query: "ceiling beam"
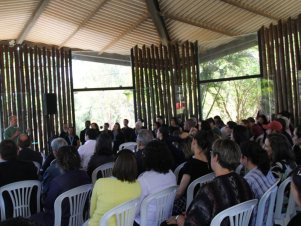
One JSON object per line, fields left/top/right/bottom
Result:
{"left": 164, "top": 14, "right": 240, "bottom": 36}
{"left": 98, "top": 14, "right": 149, "bottom": 54}
{"left": 220, "top": 0, "right": 279, "bottom": 21}
{"left": 16, "top": 0, "right": 51, "bottom": 44}
{"left": 145, "top": 0, "right": 170, "bottom": 45}
{"left": 200, "top": 33, "right": 258, "bottom": 63}
{"left": 59, "top": 0, "right": 109, "bottom": 48}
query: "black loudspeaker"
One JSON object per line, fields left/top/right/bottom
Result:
{"left": 43, "top": 93, "right": 57, "bottom": 115}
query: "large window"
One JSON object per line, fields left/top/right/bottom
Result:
{"left": 72, "top": 60, "right": 134, "bottom": 134}
{"left": 200, "top": 46, "right": 263, "bottom": 121}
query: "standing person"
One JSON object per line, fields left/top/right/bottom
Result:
{"left": 31, "top": 146, "right": 90, "bottom": 226}
{"left": 122, "top": 119, "right": 135, "bottom": 142}
{"left": 4, "top": 115, "right": 23, "bottom": 143}
{"left": 59, "top": 123, "right": 69, "bottom": 138}
{"left": 288, "top": 166, "right": 301, "bottom": 226}
{"left": 78, "top": 129, "right": 98, "bottom": 170}
{"left": 80, "top": 120, "right": 91, "bottom": 145}
{"left": 164, "top": 139, "right": 253, "bottom": 226}
{"left": 112, "top": 122, "right": 125, "bottom": 154}
{"left": 134, "top": 140, "right": 176, "bottom": 226}
{"left": 88, "top": 149, "right": 141, "bottom": 226}
{"left": 64, "top": 126, "right": 80, "bottom": 149}
{"left": 293, "top": 126, "right": 301, "bottom": 165}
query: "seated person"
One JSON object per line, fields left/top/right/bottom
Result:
{"left": 0, "top": 139, "right": 38, "bottom": 187}
{"left": 88, "top": 149, "right": 141, "bottom": 226}
{"left": 163, "top": 139, "right": 253, "bottom": 226}
{"left": 288, "top": 166, "right": 301, "bottom": 226}
{"left": 134, "top": 140, "right": 177, "bottom": 226}
{"left": 30, "top": 146, "right": 90, "bottom": 226}
{"left": 17, "top": 133, "right": 42, "bottom": 165}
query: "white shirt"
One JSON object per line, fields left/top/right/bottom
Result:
{"left": 77, "top": 139, "right": 96, "bottom": 170}
{"left": 135, "top": 170, "right": 177, "bottom": 226}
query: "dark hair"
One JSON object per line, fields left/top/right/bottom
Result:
{"left": 267, "top": 133, "right": 295, "bottom": 166}
{"left": 206, "top": 117, "right": 215, "bottom": 125}
{"left": 56, "top": 145, "right": 81, "bottom": 171}
{"left": 200, "top": 120, "right": 211, "bottom": 131}
{"left": 232, "top": 125, "right": 250, "bottom": 146}
{"left": 0, "top": 217, "right": 42, "bottom": 226}
{"left": 91, "top": 123, "right": 100, "bottom": 131}
{"left": 275, "top": 118, "right": 286, "bottom": 132}
{"left": 94, "top": 133, "right": 113, "bottom": 155}
{"left": 194, "top": 130, "right": 216, "bottom": 159}
{"left": 257, "top": 114, "right": 268, "bottom": 124}
{"left": 292, "top": 166, "right": 301, "bottom": 203}
{"left": 212, "top": 139, "right": 241, "bottom": 171}
{"left": 227, "top": 121, "right": 237, "bottom": 129}
{"left": 85, "top": 128, "right": 98, "bottom": 140}
{"left": 0, "top": 140, "right": 18, "bottom": 160}
{"left": 247, "top": 117, "right": 255, "bottom": 123}
{"left": 143, "top": 140, "right": 174, "bottom": 173}
{"left": 280, "top": 110, "right": 291, "bottom": 119}
{"left": 158, "top": 126, "right": 169, "bottom": 140}
{"left": 295, "top": 126, "right": 301, "bottom": 138}
{"left": 18, "top": 134, "right": 31, "bottom": 148}
{"left": 114, "top": 122, "right": 121, "bottom": 132}
{"left": 170, "top": 117, "right": 179, "bottom": 125}
{"left": 113, "top": 149, "right": 137, "bottom": 182}
{"left": 241, "top": 141, "right": 270, "bottom": 175}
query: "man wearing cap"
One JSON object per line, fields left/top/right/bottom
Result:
{"left": 263, "top": 120, "right": 282, "bottom": 134}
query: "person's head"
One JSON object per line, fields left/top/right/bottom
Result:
{"left": 211, "top": 139, "right": 241, "bottom": 172}
{"left": 85, "top": 120, "right": 91, "bottom": 128}
{"left": 50, "top": 137, "right": 68, "bottom": 157}
{"left": 192, "top": 130, "right": 215, "bottom": 159}
{"left": 113, "top": 122, "right": 121, "bottom": 132}
{"left": 247, "top": 117, "right": 256, "bottom": 126}
{"left": 91, "top": 122, "right": 99, "bottom": 131}
{"left": 214, "top": 115, "right": 224, "bottom": 126}
{"left": 67, "top": 126, "right": 75, "bottom": 135}
{"left": 18, "top": 134, "right": 31, "bottom": 149}
{"left": 206, "top": 118, "right": 215, "bottom": 129}
{"left": 170, "top": 117, "right": 178, "bottom": 127}
{"left": 85, "top": 128, "right": 98, "bottom": 141}
{"left": 94, "top": 133, "right": 113, "bottom": 156}
{"left": 136, "top": 129, "right": 153, "bottom": 150}
{"left": 291, "top": 166, "right": 301, "bottom": 207}
{"left": 143, "top": 140, "right": 174, "bottom": 173}
{"left": 240, "top": 119, "right": 249, "bottom": 127}
{"left": 257, "top": 114, "right": 268, "bottom": 125}
{"left": 263, "top": 120, "right": 282, "bottom": 134}
{"left": 199, "top": 120, "right": 211, "bottom": 131}
{"left": 231, "top": 125, "right": 250, "bottom": 146}
{"left": 156, "top": 116, "right": 164, "bottom": 126}
{"left": 264, "top": 133, "right": 294, "bottom": 164}
{"left": 0, "top": 140, "right": 18, "bottom": 161}
{"left": 293, "top": 126, "right": 301, "bottom": 145}
{"left": 9, "top": 115, "right": 17, "bottom": 127}
{"left": 103, "top": 123, "right": 110, "bottom": 130}
{"left": 240, "top": 141, "right": 270, "bottom": 175}
{"left": 62, "top": 123, "right": 69, "bottom": 132}
{"left": 153, "top": 121, "right": 161, "bottom": 130}
{"left": 156, "top": 126, "right": 169, "bottom": 141}
{"left": 184, "top": 119, "right": 196, "bottom": 131}
{"left": 56, "top": 145, "right": 81, "bottom": 171}
{"left": 123, "top": 119, "right": 129, "bottom": 127}
{"left": 112, "top": 149, "right": 137, "bottom": 182}
{"left": 0, "top": 217, "right": 41, "bottom": 226}
{"left": 135, "top": 121, "right": 143, "bottom": 131}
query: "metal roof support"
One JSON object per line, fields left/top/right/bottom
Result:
{"left": 16, "top": 0, "right": 51, "bottom": 44}
{"left": 145, "top": 0, "right": 170, "bottom": 45}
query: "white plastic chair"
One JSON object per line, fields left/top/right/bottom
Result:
{"left": 91, "top": 162, "right": 114, "bottom": 184}
{"left": 174, "top": 162, "right": 186, "bottom": 183}
{"left": 0, "top": 180, "right": 41, "bottom": 220}
{"left": 274, "top": 177, "right": 297, "bottom": 226}
{"left": 186, "top": 172, "right": 215, "bottom": 210}
{"left": 140, "top": 185, "right": 177, "bottom": 226}
{"left": 254, "top": 181, "right": 278, "bottom": 226}
{"left": 210, "top": 199, "right": 258, "bottom": 226}
{"left": 118, "top": 142, "right": 137, "bottom": 152}
{"left": 54, "top": 184, "right": 92, "bottom": 226}
{"left": 98, "top": 198, "right": 140, "bottom": 226}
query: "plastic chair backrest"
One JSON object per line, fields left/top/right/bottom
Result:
{"left": 140, "top": 185, "right": 177, "bottom": 226}
{"left": 186, "top": 172, "right": 215, "bottom": 210}
{"left": 210, "top": 199, "right": 258, "bottom": 226}
{"left": 54, "top": 184, "right": 92, "bottom": 226}
{"left": 274, "top": 177, "right": 296, "bottom": 226}
{"left": 118, "top": 142, "right": 137, "bottom": 152}
{"left": 174, "top": 162, "right": 186, "bottom": 182}
{"left": 255, "top": 181, "right": 278, "bottom": 226}
{"left": 98, "top": 198, "right": 140, "bottom": 226}
{"left": 0, "top": 180, "right": 41, "bottom": 221}
{"left": 91, "top": 162, "right": 114, "bottom": 184}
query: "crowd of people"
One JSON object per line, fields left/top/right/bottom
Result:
{"left": 1, "top": 111, "right": 301, "bottom": 225}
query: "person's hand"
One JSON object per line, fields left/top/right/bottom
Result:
{"left": 13, "top": 130, "right": 21, "bottom": 137}
{"left": 166, "top": 216, "right": 177, "bottom": 225}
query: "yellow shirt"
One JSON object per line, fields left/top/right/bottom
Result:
{"left": 89, "top": 177, "right": 141, "bottom": 226}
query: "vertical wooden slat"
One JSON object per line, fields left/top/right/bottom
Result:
{"left": 143, "top": 46, "right": 151, "bottom": 129}
{"left": 60, "top": 49, "right": 67, "bottom": 123}
{"left": 292, "top": 19, "right": 300, "bottom": 123}
{"left": 164, "top": 45, "right": 172, "bottom": 123}
{"left": 185, "top": 41, "right": 193, "bottom": 118}
{"left": 65, "top": 50, "right": 71, "bottom": 125}
{"left": 272, "top": 24, "right": 281, "bottom": 112}
{"left": 5, "top": 46, "right": 11, "bottom": 118}
{"left": 155, "top": 46, "right": 164, "bottom": 119}
{"left": 159, "top": 44, "right": 168, "bottom": 120}
{"left": 134, "top": 46, "right": 141, "bottom": 119}
{"left": 147, "top": 47, "right": 156, "bottom": 125}
{"left": 130, "top": 48, "right": 137, "bottom": 121}
{"left": 151, "top": 45, "right": 160, "bottom": 118}
{"left": 52, "top": 47, "right": 58, "bottom": 134}
{"left": 9, "top": 47, "right": 16, "bottom": 115}
{"left": 181, "top": 44, "right": 188, "bottom": 120}
{"left": 24, "top": 45, "right": 33, "bottom": 137}
{"left": 169, "top": 44, "right": 177, "bottom": 118}
{"left": 68, "top": 49, "right": 75, "bottom": 130}
{"left": 190, "top": 42, "right": 198, "bottom": 119}
{"left": 0, "top": 45, "right": 7, "bottom": 130}
{"left": 139, "top": 48, "right": 147, "bottom": 124}
{"left": 18, "top": 45, "right": 27, "bottom": 131}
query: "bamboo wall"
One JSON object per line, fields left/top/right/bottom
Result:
{"left": 259, "top": 14, "right": 301, "bottom": 125}
{"left": 131, "top": 42, "right": 199, "bottom": 129}
{"left": 0, "top": 43, "right": 74, "bottom": 152}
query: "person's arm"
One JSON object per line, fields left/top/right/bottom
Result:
{"left": 176, "top": 174, "right": 191, "bottom": 199}
{"left": 90, "top": 181, "right": 99, "bottom": 216}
